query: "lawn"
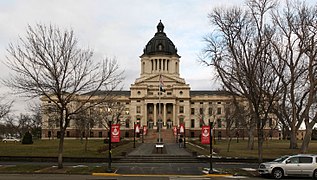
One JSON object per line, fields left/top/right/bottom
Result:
{"left": 188, "top": 139, "right": 317, "bottom": 159}
{"left": 0, "top": 139, "right": 132, "bottom": 157}
{"left": 1, "top": 138, "right": 317, "bottom": 160}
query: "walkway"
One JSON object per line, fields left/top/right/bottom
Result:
{"left": 128, "top": 143, "right": 191, "bottom": 156}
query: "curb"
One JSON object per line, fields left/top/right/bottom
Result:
{"left": 92, "top": 172, "right": 233, "bottom": 177}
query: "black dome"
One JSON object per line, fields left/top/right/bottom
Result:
{"left": 142, "top": 21, "right": 179, "bottom": 56}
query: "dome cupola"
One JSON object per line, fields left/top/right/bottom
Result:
{"left": 142, "top": 20, "right": 179, "bottom": 56}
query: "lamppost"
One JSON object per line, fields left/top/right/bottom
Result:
{"left": 133, "top": 122, "right": 136, "bottom": 148}
{"left": 107, "top": 119, "right": 112, "bottom": 173}
{"left": 209, "top": 119, "right": 213, "bottom": 174}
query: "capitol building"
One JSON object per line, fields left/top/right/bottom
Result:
{"left": 41, "top": 21, "right": 279, "bottom": 140}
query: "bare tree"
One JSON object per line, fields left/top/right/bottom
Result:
{"left": 27, "top": 103, "right": 42, "bottom": 138}
{"left": 0, "top": 98, "right": 12, "bottom": 120}
{"left": 73, "top": 108, "right": 95, "bottom": 152}
{"left": 270, "top": 1, "right": 317, "bottom": 152}
{"left": 3, "top": 24, "right": 123, "bottom": 169}
{"left": 223, "top": 98, "right": 246, "bottom": 152}
{"left": 93, "top": 98, "right": 127, "bottom": 129}
{"left": 202, "top": 0, "right": 283, "bottom": 162}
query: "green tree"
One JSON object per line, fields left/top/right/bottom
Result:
{"left": 22, "top": 131, "right": 33, "bottom": 144}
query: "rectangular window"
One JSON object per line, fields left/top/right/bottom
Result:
{"left": 217, "top": 102, "right": 221, "bottom": 104}
{"left": 136, "top": 106, "right": 141, "bottom": 113}
{"left": 200, "top": 119, "right": 203, "bottom": 127}
{"left": 268, "top": 118, "right": 273, "bottom": 127}
{"left": 98, "top": 122, "right": 102, "bottom": 128}
{"left": 125, "top": 108, "right": 130, "bottom": 115}
{"left": 191, "top": 119, "right": 195, "bottom": 128}
{"left": 179, "top": 106, "right": 184, "bottom": 113}
{"left": 167, "top": 106, "right": 172, "bottom": 114}
{"left": 148, "top": 106, "right": 153, "bottom": 114}
{"left": 180, "top": 100, "right": 184, "bottom": 102}
{"left": 208, "top": 107, "right": 212, "bottom": 115}
{"left": 56, "top": 121, "right": 60, "bottom": 128}
{"left": 98, "top": 132, "right": 102, "bottom": 137}
{"left": 217, "top": 107, "right": 222, "bottom": 115}
{"left": 217, "top": 119, "right": 222, "bottom": 128}
{"left": 179, "top": 117, "right": 184, "bottom": 124}
{"left": 125, "top": 119, "right": 130, "bottom": 128}
{"left": 191, "top": 108, "right": 195, "bottom": 115}
{"left": 199, "top": 108, "right": 203, "bottom": 115}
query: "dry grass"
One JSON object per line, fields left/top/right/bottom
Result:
{"left": 188, "top": 139, "right": 317, "bottom": 159}
{"left": 0, "top": 139, "right": 131, "bottom": 157}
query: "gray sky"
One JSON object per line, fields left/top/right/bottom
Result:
{"left": 4, "top": 0, "right": 313, "bottom": 114}
{"left": 0, "top": 0, "right": 247, "bottom": 114}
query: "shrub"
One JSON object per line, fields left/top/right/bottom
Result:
{"left": 22, "top": 131, "right": 33, "bottom": 144}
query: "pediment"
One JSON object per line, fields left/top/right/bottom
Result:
{"left": 133, "top": 74, "right": 186, "bottom": 86}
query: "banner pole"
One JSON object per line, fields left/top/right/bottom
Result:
{"left": 209, "top": 119, "right": 213, "bottom": 174}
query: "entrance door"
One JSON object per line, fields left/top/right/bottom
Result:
{"left": 167, "top": 119, "right": 172, "bottom": 129}
{"left": 148, "top": 120, "right": 154, "bottom": 129}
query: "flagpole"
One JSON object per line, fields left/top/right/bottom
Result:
{"left": 158, "top": 72, "right": 161, "bottom": 143}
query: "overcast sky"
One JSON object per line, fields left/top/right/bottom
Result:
{"left": 1, "top": 0, "right": 313, "bottom": 114}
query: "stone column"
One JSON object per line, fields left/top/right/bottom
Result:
{"left": 144, "top": 103, "right": 147, "bottom": 126}
{"left": 154, "top": 103, "right": 157, "bottom": 127}
{"left": 173, "top": 103, "right": 176, "bottom": 126}
{"left": 163, "top": 103, "right": 166, "bottom": 126}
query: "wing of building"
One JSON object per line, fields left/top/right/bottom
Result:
{"left": 41, "top": 21, "right": 279, "bottom": 140}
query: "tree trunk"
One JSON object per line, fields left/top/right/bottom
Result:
{"left": 57, "top": 130, "right": 65, "bottom": 169}
{"left": 257, "top": 122, "right": 263, "bottom": 163}
{"left": 227, "top": 136, "right": 232, "bottom": 152}
{"left": 85, "top": 130, "right": 88, "bottom": 153}
{"left": 247, "top": 127, "right": 255, "bottom": 150}
{"left": 301, "top": 125, "right": 312, "bottom": 153}
{"left": 289, "top": 128, "right": 298, "bottom": 149}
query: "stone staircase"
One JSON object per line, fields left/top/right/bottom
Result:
{"left": 115, "top": 143, "right": 201, "bottom": 163}
{"left": 116, "top": 155, "right": 201, "bottom": 163}
{"left": 144, "top": 129, "right": 176, "bottom": 143}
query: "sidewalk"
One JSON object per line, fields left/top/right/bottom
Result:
{"left": 128, "top": 143, "right": 191, "bottom": 156}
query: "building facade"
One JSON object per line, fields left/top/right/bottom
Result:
{"left": 41, "top": 21, "right": 279, "bottom": 140}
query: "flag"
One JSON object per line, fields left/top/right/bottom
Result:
{"left": 111, "top": 124, "right": 120, "bottom": 143}
{"left": 201, "top": 125, "right": 210, "bottom": 144}
{"left": 159, "top": 74, "right": 166, "bottom": 92}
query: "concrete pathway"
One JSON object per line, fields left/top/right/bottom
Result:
{"left": 128, "top": 143, "right": 191, "bottom": 156}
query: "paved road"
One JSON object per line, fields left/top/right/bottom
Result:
{"left": 0, "top": 173, "right": 261, "bottom": 180}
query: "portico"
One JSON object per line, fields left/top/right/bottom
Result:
{"left": 144, "top": 102, "right": 176, "bottom": 129}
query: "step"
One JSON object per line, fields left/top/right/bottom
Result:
{"left": 116, "top": 156, "right": 201, "bottom": 163}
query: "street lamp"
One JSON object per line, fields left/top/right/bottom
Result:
{"left": 133, "top": 122, "right": 136, "bottom": 148}
{"left": 107, "top": 119, "right": 112, "bottom": 173}
{"left": 209, "top": 119, "right": 213, "bottom": 174}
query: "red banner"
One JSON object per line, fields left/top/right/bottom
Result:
{"left": 111, "top": 124, "right": 120, "bottom": 143}
{"left": 143, "top": 126, "right": 147, "bottom": 135}
{"left": 173, "top": 126, "right": 177, "bottom": 135}
{"left": 135, "top": 123, "right": 140, "bottom": 133}
{"left": 179, "top": 124, "right": 185, "bottom": 134}
{"left": 201, "top": 125, "right": 210, "bottom": 144}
